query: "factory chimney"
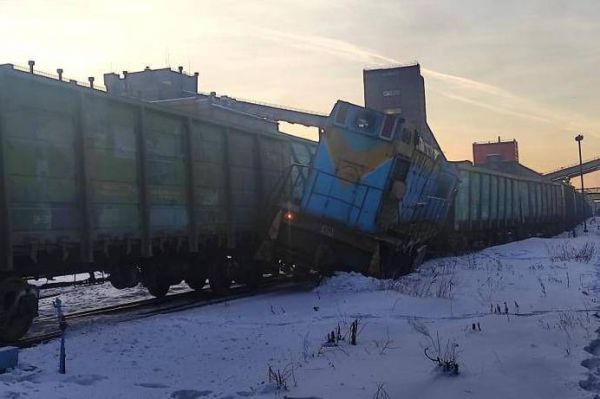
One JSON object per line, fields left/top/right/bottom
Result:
{"left": 57, "top": 68, "right": 63, "bottom": 81}
{"left": 88, "top": 77, "right": 95, "bottom": 89}
{"left": 28, "top": 60, "right": 35, "bottom": 73}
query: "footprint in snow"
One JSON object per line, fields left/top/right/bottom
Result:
{"left": 136, "top": 382, "right": 170, "bottom": 388}
{"left": 580, "top": 337, "right": 600, "bottom": 393}
{"left": 170, "top": 389, "right": 213, "bottom": 398}
{"left": 64, "top": 374, "right": 108, "bottom": 386}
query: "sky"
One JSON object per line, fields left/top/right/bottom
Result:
{"left": 1, "top": 0, "right": 599, "bottom": 187}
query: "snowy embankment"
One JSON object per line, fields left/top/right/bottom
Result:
{"left": 3, "top": 221, "right": 600, "bottom": 399}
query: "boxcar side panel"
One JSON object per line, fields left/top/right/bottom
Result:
{"left": 506, "top": 178, "right": 513, "bottom": 224}
{"left": 453, "top": 170, "right": 469, "bottom": 230}
{"left": 498, "top": 176, "right": 505, "bottom": 226}
{"left": 469, "top": 172, "right": 480, "bottom": 229}
{"left": 144, "top": 111, "right": 189, "bottom": 235}
{"left": 191, "top": 122, "right": 228, "bottom": 235}
{"left": 481, "top": 173, "right": 490, "bottom": 225}
{"left": 490, "top": 175, "right": 498, "bottom": 226}
{"left": 228, "top": 129, "right": 260, "bottom": 230}
{"left": 3, "top": 77, "right": 81, "bottom": 244}
{"left": 85, "top": 97, "right": 141, "bottom": 238}
{"left": 259, "top": 136, "right": 288, "bottom": 198}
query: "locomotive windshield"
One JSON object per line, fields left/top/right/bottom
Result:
{"left": 331, "top": 101, "right": 405, "bottom": 142}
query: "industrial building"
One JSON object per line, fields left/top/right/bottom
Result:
{"left": 471, "top": 137, "right": 543, "bottom": 179}
{"left": 103, "top": 66, "right": 198, "bottom": 101}
{"left": 103, "top": 66, "right": 279, "bottom": 134}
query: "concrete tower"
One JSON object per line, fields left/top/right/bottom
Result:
{"left": 363, "top": 64, "right": 439, "bottom": 151}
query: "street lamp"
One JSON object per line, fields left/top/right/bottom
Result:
{"left": 575, "top": 134, "right": 588, "bottom": 232}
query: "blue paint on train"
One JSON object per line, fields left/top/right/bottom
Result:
{"left": 298, "top": 100, "right": 457, "bottom": 236}
{"left": 300, "top": 140, "right": 393, "bottom": 231}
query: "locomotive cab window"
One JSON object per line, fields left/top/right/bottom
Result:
{"left": 400, "top": 127, "right": 413, "bottom": 144}
{"left": 351, "top": 109, "right": 382, "bottom": 137}
{"left": 379, "top": 114, "right": 397, "bottom": 141}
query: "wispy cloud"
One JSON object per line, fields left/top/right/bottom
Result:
{"left": 435, "top": 90, "right": 552, "bottom": 124}
{"left": 251, "top": 27, "right": 598, "bottom": 134}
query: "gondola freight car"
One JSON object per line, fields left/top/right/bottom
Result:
{"left": 0, "top": 64, "right": 315, "bottom": 341}
{"left": 445, "top": 161, "right": 589, "bottom": 250}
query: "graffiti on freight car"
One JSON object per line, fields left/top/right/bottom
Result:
{"left": 31, "top": 209, "right": 51, "bottom": 230}
{"left": 148, "top": 186, "right": 187, "bottom": 204}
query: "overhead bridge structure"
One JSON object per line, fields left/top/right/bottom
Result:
{"left": 198, "top": 94, "right": 328, "bottom": 128}
{"left": 544, "top": 156, "right": 600, "bottom": 181}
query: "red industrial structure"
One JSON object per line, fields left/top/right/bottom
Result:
{"left": 473, "top": 137, "right": 519, "bottom": 165}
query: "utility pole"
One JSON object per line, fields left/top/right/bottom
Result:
{"left": 575, "top": 134, "right": 588, "bottom": 232}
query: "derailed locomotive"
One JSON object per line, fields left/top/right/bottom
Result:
{"left": 0, "top": 64, "right": 315, "bottom": 341}
{"left": 256, "top": 101, "right": 458, "bottom": 278}
{"left": 258, "top": 101, "right": 591, "bottom": 278}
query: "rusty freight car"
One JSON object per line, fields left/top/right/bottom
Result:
{"left": 0, "top": 64, "right": 315, "bottom": 341}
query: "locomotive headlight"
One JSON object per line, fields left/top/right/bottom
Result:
{"left": 284, "top": 211, "right": 295, "bottom": 221}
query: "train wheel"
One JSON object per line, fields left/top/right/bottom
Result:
{"left": 0, "top": 277, "right": 37, "bottom": 342}
{"left": 240, "top": 261, "right": 264, "bottom": 290}
{"left": 109, "top": 270, "right": 127, "bottom": 289}
{"left": 142, "top": 261, "right": 170, "bottom": 298}
{"left": 185, "top": 267, "right": 208, "bottom": 291}
{"left": 147, "top": 282, "right": 170, "bottom": 298}
{"left": 109, "top": 265, "right": 138, "bottom": 289}
{"left": 209, "top": 257, "right": 233, "bottom": 296}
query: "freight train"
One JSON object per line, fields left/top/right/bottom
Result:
{"left": 0, "top": 63, "right": 590, "bottom": 342}
{"left": 258, "top": 101, "right": 590, "bottom": 278}
{"left": 0, "top": 64, "right": 315, "bottom": 341}
{"left": 443, "top": 161, "right": 589, "bottom": 250}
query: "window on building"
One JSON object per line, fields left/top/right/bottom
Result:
{"left": 384, "top": 108, "right": 402, "bottom": 114}
{"left": 382, "top": 89, "right": 401, "bottom": 97}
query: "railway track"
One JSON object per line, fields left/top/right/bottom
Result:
{"left": 15, "top": 276, "right": 314, "bottom": 349}
{"left": 36, "top": 277, "right": 108, "bottom": 294}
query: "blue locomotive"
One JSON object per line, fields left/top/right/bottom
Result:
{"left": 259, "top": 101, "right": 458, "bottom": 277}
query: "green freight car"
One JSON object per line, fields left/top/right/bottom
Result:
{"left": 446, "top": 161, "right": 586, "bottom": 249}
{"left": 0, "top": 64, "right": 315, "bottom": 341}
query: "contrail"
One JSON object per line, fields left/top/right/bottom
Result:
{"left": 434, "top": 90, "right": 553, "bottom": 124}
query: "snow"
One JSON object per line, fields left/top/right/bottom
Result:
{"left": 3, "top": 220, "right": 600, "bottom": 398}
{"left": 314, "top": 272, "right": 388, "bottom": 294}
{"left": 29, "top": 272, "right": 105, "bottom": 287}
{"left": 36, "top": 281, "right": 193, "bottom": 320}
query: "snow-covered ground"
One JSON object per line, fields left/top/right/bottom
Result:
{"left": 3, "top": 221, "right": 600, "bottom": 398}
